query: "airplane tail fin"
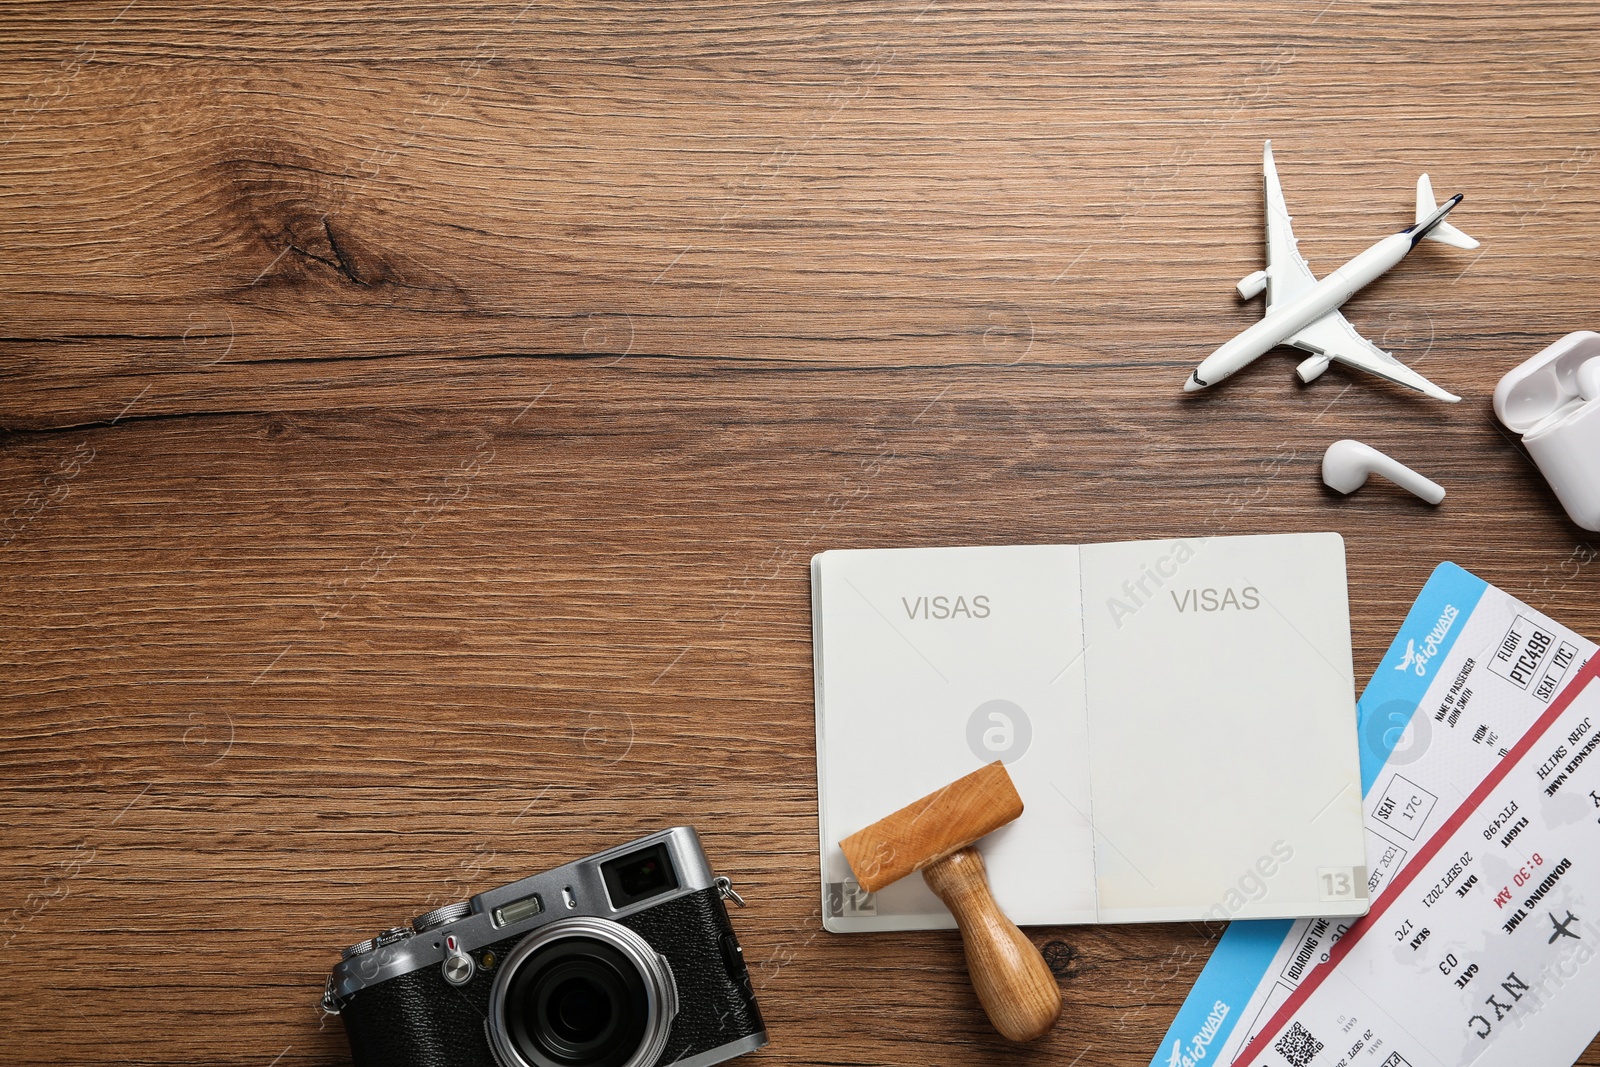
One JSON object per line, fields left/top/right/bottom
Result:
{"left": 1416, "top": 174, "right": 1478, "bottom": 248}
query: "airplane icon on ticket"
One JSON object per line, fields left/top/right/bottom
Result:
{"left": 1548, "top": 910, "right": 1581, "bottom": 943}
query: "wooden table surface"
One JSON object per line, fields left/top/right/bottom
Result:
{"left": 3, "top": 2, "right": 1598, "bottom": 1064}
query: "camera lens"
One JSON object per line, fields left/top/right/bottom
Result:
{"left": 489, "top": 919, "right": 677, "bottom": 1067}
{"left": 548, "top": 975, "right": 610, "bottom": 1043}
{"left": 510, "top": 940, "right": 641, "bottom": 1065}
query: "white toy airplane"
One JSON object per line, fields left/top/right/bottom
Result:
{"left": 1184, "top": 141, "right": 1477, "bottom": 402}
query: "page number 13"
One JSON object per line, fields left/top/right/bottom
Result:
{"left": 1320, "top": 867, "right": 1356, "bottom": 900}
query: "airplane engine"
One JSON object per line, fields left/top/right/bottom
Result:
{"left": 1236, "top": 269, "right": 1268, "bottom": 299}
{"left": 1296, "top": 355, "right": 1332, "bottom": 383}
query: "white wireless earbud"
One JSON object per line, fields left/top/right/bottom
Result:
{"left": 1576, "top": 357, "right": 1600, "bottom": 402}
{"left": 1321, "top": 439, "right": 1446, "bottom": 505}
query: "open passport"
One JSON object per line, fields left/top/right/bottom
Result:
{"left": 811, "top": 532, "right": 1371, "bottom": 931}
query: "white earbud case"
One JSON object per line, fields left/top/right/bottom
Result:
{"left": 1494, "top": 330, "right": 1600, "bottom": 532}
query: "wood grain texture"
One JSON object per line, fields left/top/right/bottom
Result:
{"left": 1, "top": 1, "right": 1598, "bottom": 1064}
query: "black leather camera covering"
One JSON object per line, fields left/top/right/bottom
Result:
{"left": 338, "top": 887, "right": 766, "bottom": 1067}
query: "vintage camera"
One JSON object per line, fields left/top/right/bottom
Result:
{"left": 323, "top": 827, "right": 768, "bottom": 1067}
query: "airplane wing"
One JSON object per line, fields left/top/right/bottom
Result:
{"left": 1286, "top": 310, "right": 1462, "bottom": 402}
{"left": 1263, "top": 140, "right": 1318, "bottom": 312}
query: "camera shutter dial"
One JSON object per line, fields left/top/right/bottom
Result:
{"left": 339, "top": 938, "right": 376, "bottom": 960}
{"left": 412, "top": 901, "right": 472, "bottom": 933}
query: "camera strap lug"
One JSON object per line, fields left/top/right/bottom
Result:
{"left": 715, "top": 875, "right": 747, "bottom": 908}
{"left": 320, "top": 975, "right": 342, "bottom": 1016}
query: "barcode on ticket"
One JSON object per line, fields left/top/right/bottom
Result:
{"left": 1273, "top": 1021, "right": 1323, "bottom": 1067}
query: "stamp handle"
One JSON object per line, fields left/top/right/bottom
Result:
{"left": 921, "top": 845, "right": 1061, "bottom": 1042}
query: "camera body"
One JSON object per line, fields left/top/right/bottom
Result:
{"left": 325, "top": 827, "right": 767, "bottom": 1067}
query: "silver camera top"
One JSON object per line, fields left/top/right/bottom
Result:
{"left": 327, "top": 826, "right": 718, "bottom": 1005}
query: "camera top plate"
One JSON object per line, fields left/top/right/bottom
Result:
{"left": 327, "top": 826, "right": 717, "bottom": 1004}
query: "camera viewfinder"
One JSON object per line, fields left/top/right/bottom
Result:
{"left": 600, "top": 844, "right": 678, "bottom": 908}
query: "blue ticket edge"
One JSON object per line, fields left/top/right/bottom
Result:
{"left": 1149, "top": 561, "right": 1488, "bottom": 1067}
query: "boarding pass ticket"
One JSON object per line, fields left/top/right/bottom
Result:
{"left": 1154, "top": 563, "right": 1599, "bottom": 1067}
{"left": 1232, "top": 659, "right": 1600, "bottom": 1067}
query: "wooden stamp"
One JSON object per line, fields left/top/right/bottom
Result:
{"left": 839, "top": 761, "right": 1061, "bottom": 1042}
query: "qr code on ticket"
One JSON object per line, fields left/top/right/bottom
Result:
{"left": 1274, "top": 1021, "right": 1324, "bottom": 1067}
